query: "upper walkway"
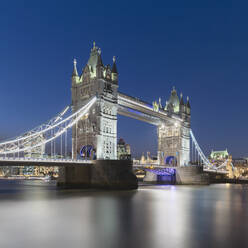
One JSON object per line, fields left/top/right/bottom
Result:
{"left": 117, "top": 92, "right": 183, "bottom": 125}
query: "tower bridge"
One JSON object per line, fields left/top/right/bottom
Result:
{"left": 0, "top": 42, "right": 235, "bottom": 187}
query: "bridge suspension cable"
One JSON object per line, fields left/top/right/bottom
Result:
{"left": 0, "top": 97, "right": 96, "bottom": 155}
{"left": 190, "top": 129, "right": 231, "bottom": 171}
{"left": 3, "top": 105, "right": 70, "bottom": 144}
{"left": 190, "top": 129, "right": 212, "bottom": 168}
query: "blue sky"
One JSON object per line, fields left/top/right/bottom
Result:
{"left": 0, "top": 1, "right": 247, "bottom": 158}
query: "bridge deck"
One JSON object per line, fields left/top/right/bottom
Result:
{"left": 0, "top": 158, "right": 228, "bottom": 174}
{"left": 133, "top": 163, "right": 228, "bottom": 174}
{"left": 0, "top": 158, "right": 93, "bottom": 167}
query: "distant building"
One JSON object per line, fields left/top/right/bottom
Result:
{"left": 24, "top": 134, "right": 46, "bottom": 158}
{"left": 231, "top": 158, "right": 248, "bottom": 179}
{"left": 139, "top": 152, "right": 157, "bottom": 165}
{"left": 22, "top": 134, "right": 47, "bottom": 176}
{"left": 210, "top": 149, "right": 229, "bottom": 160}
{"left": 117, "top": 138, "right": 131, "bottom": 160}
{"left": 232, "top": 158, "right": 248, "bottom": 167}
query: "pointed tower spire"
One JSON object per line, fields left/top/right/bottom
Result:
{"left": 180, "top": 92, "right": 184, "bottom": 105}
{"left": 72, "top": 58, "right": 78, "bottom": 77}
{"left": 111, "top": 56, "right": 118, "bottom": 73}
{"left": 91, "top": 41, "right": 97, "bottom": 52}
{"left": 186, "top": 96, "right": 191, "bottom": 108}
{"left": 179, "top": 92, "right": 186, "bottom": 116}
{"left": 96, "top": 49, "right": 104, "bottom": 78}
{"left": 111, "top": 56, "right": 118, "bottom": 83}
{"left": 168, "top": 86, "right": 180, "bottom": 113}
{"left": 158, "top": 97, "right": 162, "bottom": 108}
{"left": 164, "top": 101, "right": 168, "bottom": 111}
{"left": 96, "top": 49, "right": 103, "bottom": 67}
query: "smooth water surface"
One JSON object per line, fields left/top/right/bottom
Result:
{"left": 0, "top": 180, "right": 247, "bottom": 248}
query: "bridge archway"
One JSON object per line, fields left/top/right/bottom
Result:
{"left": 164, "top": 156, "right": 177, "bottom": 167}
{"left": 80, "top": 145, "right": 96, "bottom": 160}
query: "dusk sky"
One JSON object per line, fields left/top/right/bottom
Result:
{"left": 0, "top": 1, "right": 247, "bottom": 158}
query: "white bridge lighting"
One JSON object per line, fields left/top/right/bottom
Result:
{"left": 0, "top": 97, "right": 97, "bottom": 155}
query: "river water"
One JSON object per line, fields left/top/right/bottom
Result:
{"left": 0, "top": 180, "right": 247, "bottom": 248}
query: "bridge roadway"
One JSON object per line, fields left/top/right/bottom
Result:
{"left": 133, "top": 163, "right": 176, "bottom": 169}
{"left": 204, "top": 169, "right": 228, "bottom": 174}
{"left": 133, "top": 163, "right": 228, "bottom": 174}
{"left": 0, "top": 157, "right": 93, "bottom": 167}
{"left": 0, "top": 158, "right": 228, "bottom": 174}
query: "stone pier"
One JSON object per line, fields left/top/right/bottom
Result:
{"left": 143, "top": 166, "right": 209, "bottom": 185}
{"left": 176, "top": 166, "right": 209, "bottom": 185}
{"left": 143, "top": 171, "right": 157, "bottom": 183}
{"left": 57, "top": 160, "right": 138, "bottom": 190}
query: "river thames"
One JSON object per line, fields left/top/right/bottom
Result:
{"left": 0, "top": 180, "right": 247, "bottom": 248}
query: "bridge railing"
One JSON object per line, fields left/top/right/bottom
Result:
{"left": 0, "top": 156, "right": 93, "bottom": 164}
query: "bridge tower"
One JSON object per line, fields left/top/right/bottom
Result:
{"left": 71, "top": 42, "right": 118, "bottom": 160}
{"left": 157, "top": 88, "right": 191, "bottom": 166}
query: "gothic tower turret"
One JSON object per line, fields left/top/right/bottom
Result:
{"left": 96, "top": 49, "right": 104, "bottom": 78}
{"left": 179, "top": 93, "right": 186, "bottom": 119}
{"left": 71, "top": 59, "right": 79, "bottom": 110}
{"left": 179, "top": 93, "right": 184, "bottom": 110}
{"left": 179, "top": 93, "right": 190, "bottom": 122}
{"left": 157, "top": 88, "right": 191, "bottom": 167}
{"left": 186, "top": 96, "right": 191, "bottom": 114}
{"left": 71, "top": 42, "right": 118, "bottom": 160}
{"left": 111, "top": 56, "right": 118, "bottom": 83}
{"left": 168, "top": 87, "right": 180, "bottom": 113}
{"left": 71, "top": 59, "right": 79, "bottom": 84}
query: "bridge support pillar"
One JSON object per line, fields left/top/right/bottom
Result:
{"left": 57, "top": 165, "right": 92, "bottom": 188}
{"left": 143, "top": 170, "right": 177, "bottom": 184}
{"left": 157, "top": 123, "right": 190, "bottom": 166}
{"left": 143, "top": 171, "right": 157, "bottom": 182}
{"left": 71, "top": 43, "right": 119, "bottom": 161}
{"left": 175, "top": 166, "right": 209, "bottom": 185}
{"left": 57, "top": 160, "right": 138, "bottom": 190}
{"left": 142, "top": 166, "right": 209, "bottom": 185}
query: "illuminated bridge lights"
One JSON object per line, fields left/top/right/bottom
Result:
{"left": 146, "top": 168, "right": 176, "bottom": 176}
{"left": 0, "top": 90, "right": 233, "bottom": 175}
{"left": 0, "top": 97, "right": 97, "bottom": 155}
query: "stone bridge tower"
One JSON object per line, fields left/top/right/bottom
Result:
{"left": 157, "top": 87, "right": 191, "bottom": 166}
{"left": 71, "top": 42, "right": 118, "bottom": 160}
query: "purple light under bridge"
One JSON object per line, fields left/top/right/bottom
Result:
{"left": 145, "top": 168, "right": 176, "bottom": 176}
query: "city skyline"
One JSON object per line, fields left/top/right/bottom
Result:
{"left": 0, "top": 1, "right": 247, "bottom": 157}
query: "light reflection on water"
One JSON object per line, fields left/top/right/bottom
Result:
{"left": 0, "top": 180, "right": 248, "bottom": 248}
